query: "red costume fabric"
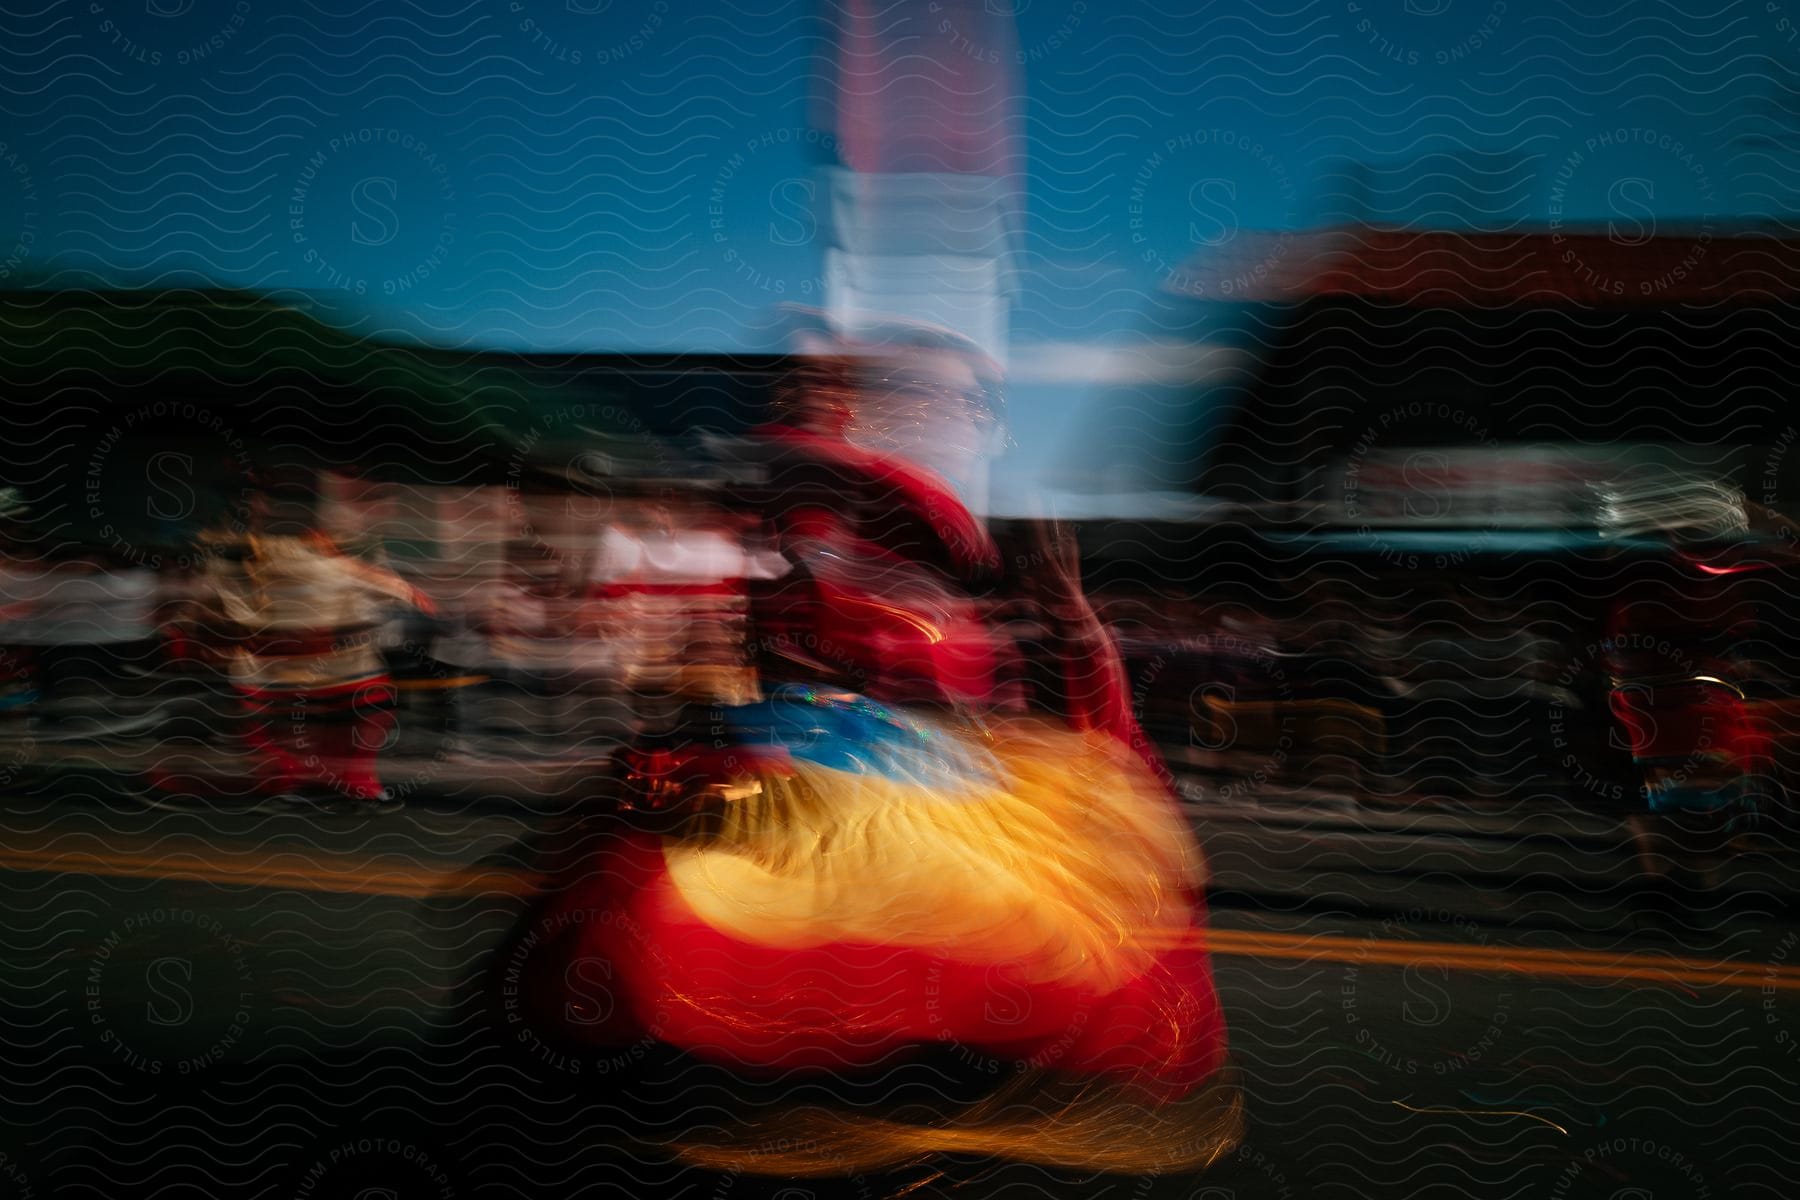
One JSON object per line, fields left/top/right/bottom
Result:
{"left": 237, "top": 677, "right": 395, "bottom": 801}
{"left": 529, "top": 423, "right": 1232, "bottom": 1172}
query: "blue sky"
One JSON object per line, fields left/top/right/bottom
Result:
{"left": 0, "top": 0, "right": 1791, "bottom": 356}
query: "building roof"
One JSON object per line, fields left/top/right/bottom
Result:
{"left": 1169, "top": 225, "right": 1800, "bottom": 308}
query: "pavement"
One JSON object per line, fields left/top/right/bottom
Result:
{"left": 13, "top": 703, "right": 1800, "bottom": 942}
{"left": 4, "top": 779, "right": 1798, "bottom": 1199}
{"left": 4, "top": 678, "right": 1799, "bottom": 1198}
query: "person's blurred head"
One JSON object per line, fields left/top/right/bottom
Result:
{"left": 638, "top": 488, "right": 726, "bottom": 536}
{"left": 780, "top": 324, "right": 1005, "bottom": 501}
{"left": 247, "top": 483, "right": 319, "bottom": 539}
{"left": 850, "top": 347, "right": 1002, "bottom": 493}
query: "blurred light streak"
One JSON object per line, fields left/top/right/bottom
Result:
{"left": 1390, "top": 1101, "right": 1570, "bottom": 1136}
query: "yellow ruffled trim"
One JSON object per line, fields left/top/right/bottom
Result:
{"left": 664, "top": 717, "right": 1204, "bottom": 994}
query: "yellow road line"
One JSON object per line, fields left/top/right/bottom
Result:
{"left": 4, "top": 847, "right": 1798, "bottom": 992}
{"left": 1198, "top": 929, "right": 1800, "bottom": 991}
{"left": 1202, "top": 928, "right": 1800, "bottom": 975}
{"left": 0, "top": 848, "right": 542, "bottom": 899}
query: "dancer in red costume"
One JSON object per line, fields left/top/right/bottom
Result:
{"left": 175, "top": 503, "right": 433, "bottom": 807}
{"left": 524, "top": 342, "right": 1240, "bottom": 1176}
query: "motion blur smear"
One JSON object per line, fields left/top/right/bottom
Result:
{"left": 7, "top": 0, "right": 1800, "bottom": 1198}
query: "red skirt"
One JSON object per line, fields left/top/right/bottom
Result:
{"left": 529, "top": 709, "right": 1227, "bottom": 1104}
{"left": 532, "top": 831, "right": 1226, "bottom": 1103}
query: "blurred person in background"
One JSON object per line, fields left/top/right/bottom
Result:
{"left": 585, "top": 490, "right": 784, "bottom": 736}
{"left": 180, "top": 489, "right": 433, "bottom": 807}
{"left": 0, "top": 490, "right": 43, "bottom": 737}
{"left": 1604, "top": 557, "right": 1778, "bottom": 911}
{"left": 437, "top": 541, "right": 581, "bottom": 758}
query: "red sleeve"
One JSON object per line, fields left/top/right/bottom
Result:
{"left": 1053, "top": 614, "right": 1176, "bottom": 791}
{"left": 758, "top": 425, "right": 1000, "bottom": 577}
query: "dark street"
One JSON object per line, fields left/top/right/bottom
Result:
{"left": 3, "top": 777, "right": 1795, "bottom": 1199}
